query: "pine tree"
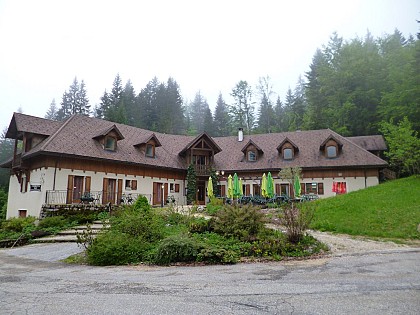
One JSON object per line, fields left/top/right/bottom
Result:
{"left": 187, "top": 91, "right": 211, "bottom": 134}
{"left": 45, "top": 99, "right": 58, "bottom": 120}
{"left": 213, "top": 93, "right": 231, "bottom": 136}
{"left": 56, "top": 77, "right": 90, "bottom": 121}
{"left": 256, "top": 76, "right": 276, "bottom": 133}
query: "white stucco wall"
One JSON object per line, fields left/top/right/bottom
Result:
{"left": 6, "top": 167, "right": 186, "bottom": 219}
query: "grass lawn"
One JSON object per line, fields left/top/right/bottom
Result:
{"left": 310, "top": 175, "right": 420, "bottom": 240}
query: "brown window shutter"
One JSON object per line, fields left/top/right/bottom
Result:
{"left": 300, "top": 183, "right": 305, "bottom": 194}
{"left": 245, "top": 184, "right": 250, "bottom": 196}
{"left": 102, "top": 178, "right": 108, "bottom": 204}
{"left": 175, "top": 183, "right": 180, "bottom": 193}
{"left": 164, "top": 183, "right": 168, "bottom": 201}
{"left": 117, "top": 179, "right": 123, "bottom": 205}
{"left": 275, "top": 183, "right": 280, "bottom": 195}
{"left": 318, "top": 182, "right": 324, "bottom": 195}
{"left": 67, "top": 175, "right": 74, "bottom": 204}
{"left": 132, "top": 180, "right": 137, "bottom": 190}
{"left": 221, "top": 185, "right": 226, "bottom": 197}
{"left": 85, "top": 176, "right": 91, "bottom": 193}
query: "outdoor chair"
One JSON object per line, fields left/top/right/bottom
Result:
{"left": 80, "top": 192, "right": 95, "bottom": 204}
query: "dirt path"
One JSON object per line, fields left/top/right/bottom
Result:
{"left": 308, "top": 230, "right": 420, "bottom": 256}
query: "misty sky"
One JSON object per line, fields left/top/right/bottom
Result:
{"left": 0, "top": 0, "right": 418, "bottom": 131}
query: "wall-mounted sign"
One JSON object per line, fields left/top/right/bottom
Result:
{"left": 30, "top": 184, "right": 41, "bottom": 192}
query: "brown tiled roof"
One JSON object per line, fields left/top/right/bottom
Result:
{"left": 347, "top": 135, "right": 387, "bottom": 151}
{"left": 5, "top": 112, "right": 62, "bottom": 138}
{"left": 93, "top": 124, "right": 125, "bottom": 140}
{"left": 9, "top": 114, "right": 387, "bottom": 172}
{"left": 241, "top": 139, "right": 263, "bottom": 154}
{"left": 276, "top": 137, "right": 299, "bottom": 152}
{"left": 134, "top": 133, "right": 162, "bottom": 147}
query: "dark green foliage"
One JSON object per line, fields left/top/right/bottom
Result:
{"left": 213, "top": 204, "right": 266, "bottom": 241}
{"left": 188, "top": 217, "right": 213, "bottom": 234}
{"left": 87, "top": 231, "right": 153, "bottom": 266}
{"left": 380, "top": 117, "right": 420, "bottom": 176}
{"left": 153, "top": 234, "right": 201, "bottom": 265}
{"left": 0, "top": 188, "right": 7, "bottom": 221}
{"left": 1, "top": 216, "right": 36, "bottom": 233}
{"left": 213, "top": 93, "right": 231, "bottom": 136}
{"left": 186, "top": 164, "right": 197, "bottom": 205}
{"left": 38, "top": 216, "right": 68, "bottom": 230}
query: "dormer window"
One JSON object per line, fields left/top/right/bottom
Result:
{"left": 320, "top": 135, "right": 343, "bottom": 159}
{"left": 104, "top": 136, "right": 117, "bottom": 151}
{"left": 241, "top": 139, "right": 263, "bottom": 162}
{"left": 283, "top": 148, "right": 293, "bottom": 160}
{"left": 277, "top": 137, "right": 299, "bottom": 161}
{"left": 327, "top": 145, "right": 337, "bottom": 158}
{"left": 146, "top": 143, "right": 155, "bottom": 157}
{"left": 248, "top": 151, "right": 256, "bottom": 161}
{"left": 93, "top": 124, "right": 124, "bottom": 152}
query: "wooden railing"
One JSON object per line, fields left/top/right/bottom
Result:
{"left": 194, "top": 165, "right": 211, "bottom": 176}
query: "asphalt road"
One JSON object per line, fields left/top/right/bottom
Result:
{"left": 0, "top": 243, "right": 419, "bottom": 315}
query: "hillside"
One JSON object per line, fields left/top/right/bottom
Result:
{"left": 310, "top": 176, "right": 420, "bottom": 239}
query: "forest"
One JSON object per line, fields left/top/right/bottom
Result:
{"left": 1, "top": 29, "right": 419, "bottom": 189}
{"left": 43, "top": 30, "right": 420, "bottom": 137}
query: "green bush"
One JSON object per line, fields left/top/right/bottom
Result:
{"left": 87, "top": 231, "right": 153, "bottom": 265}
{"left": 153, "top": 234, "right": 201, "bottom": 265}
{"left": 113, "top": 208, "right": 165, "bottom": 242}
{"left": 1, "top": 217, "right": 36, "bottom": 233}
{"left": 213, "top": 204, "right": 266, "bottom": 241}
{"left": 38, "top": 216, "right": 68, "bottom": 230}
{"left": 188, "top": 217, "right": 213, "bottom": 234}
{"left": 205, "top": 197, "right": 224, "bottom": 215}
{"left": 132, "top": 195, "right": 151, "bottom": 212}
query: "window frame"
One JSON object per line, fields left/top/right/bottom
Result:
{"left": 146, "top": 143, "right": 155, "bottom": 157}
{"left": 326, "top": 145, "right": 337, "bottom": 158}
{"left": 283, "top": 148, "right": 293, "bottom": 160}
{"left": 104, "top": 135, "right": 117, "bottom": 151}
{"left": 248, "top": 150, "right": 257, "bottom": 162}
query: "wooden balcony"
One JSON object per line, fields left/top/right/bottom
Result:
{"left": 194, "top": 165, "right": 211, "bottom": 176}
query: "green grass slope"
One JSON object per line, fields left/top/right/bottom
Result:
{"left": 310, "top": 176, "right": 420, "bottom": 239}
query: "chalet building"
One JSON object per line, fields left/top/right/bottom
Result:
{"left": 1, "top": 113, "right": 388, "bottom": 219}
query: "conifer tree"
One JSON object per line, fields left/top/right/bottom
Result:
{"left": 213, "top": 93, "right": 231, "bottom": 136}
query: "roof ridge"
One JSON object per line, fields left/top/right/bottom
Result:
{"left": 38, "top": 115, "right": 78, "bottom": 151}
{"left": 331, "top": 130, "right": 387, "bottom": 163}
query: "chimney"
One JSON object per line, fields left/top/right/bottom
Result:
{"left": 238, "top": 128, "right": 243, "bottom": 142}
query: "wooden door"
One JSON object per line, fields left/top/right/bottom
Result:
{"left": 103, "top": 178, "right": 116, "bottom": 204}
{"left": 73, "top": 176, "right": 84, "bottom": 203}
{"left": 153, "top": 182, "right": 164, "bottom": 206}
{"left": 196, "top": 183, "right": 205, "bottom": 205}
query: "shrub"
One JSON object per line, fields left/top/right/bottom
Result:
{"left": 38, "top": 216, "right": 68, "bottom": 230}
{"left": 132, "top": 195, "right": 151, "bottom": 212}
{"left": 113, "top": 208, "right": 165, "bottom": 242}
{"left": 153, "top": 234, "right": 201, "bottom": 265}
{"left": 188, "top": 217, "right": 213, "bottom": 234}
{"left": 213, "top": 204, "right": 266, "bottom": 241}
{"left": 87, "top": 231, "right": 153, "bottom": 266}
{"left": 205, "top": 197, "right": 224, "bottom": 215}
{"left": 1, "top": 217, "right": 36, "bottom": 233}
{"left": 280, "top": 203, "right": 315, "bottom": 243}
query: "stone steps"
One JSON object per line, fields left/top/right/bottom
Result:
{"left": 33, "top": 221, "right": 108, "bottom": 243}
